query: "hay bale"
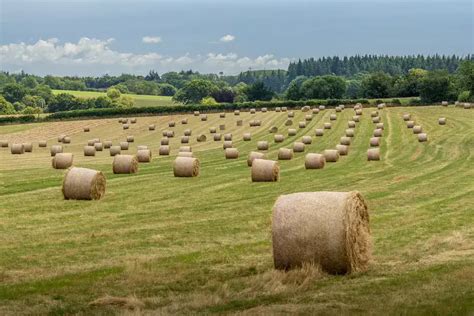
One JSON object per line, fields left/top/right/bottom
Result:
{"left": 373, "top": 129, "right": 383, "bottom": 137}
{"left": 194, "top": 111, "right": 200, "bottom": 116}
{"left": 149, "top": 124, "right": 156, "bottom": 131}
{"left": 376, "top": 123, "right": 384, "bottom": 130}
{"left": 285, "top": 119, "right": 293, "bottom": 126}
{"left": 103, "top": 141, "right": 112, "bottom": 149}
{"left": 345, "top": 129, "right": 355, "bottom": 137}
{"left": 463, "top": 103, "right": 471, "bottom": 109}
{"left": 278, "top": 148, "right": 293, "bottom": 160}
{"left": 305, "top": 153, "right": 325, "bottom": 169}
{"left": 348, "top": 121, "right": 356, "bottom": 128}
{"left": 247, "top": 151, "right": 265, "bottom": 166}
{"left": 214, "top": 134, "right": 222, "bottom": 141}
{"left": 262, "top": 107, "right": 268, "bottom": 113}
{"left": 51, "top": 145, "right": 63, "bottom": 156}
{"left": 58, "top": 135, "right": 65, "bottom": 142}
{"left": 336, "top": 144, "right": 349, "bottom": 156}
{"left": 418, "top": 133, "right": 428, "bottom": 142}
{"left": 299, "top": 121, "right": 306, "bottom": 128}
{"left": 335, "top": 107, "right": 342, "bottom": 113}
{"left": 251, "top": 159, "right": 279, "bottom": 182}
{"left": 137, "top": 145, "right": 148, "bottom": 150}
{"left": 340, "top": 137, "right": 351, "bottom": 146}
{"left": 181, "top": 118, "right": 188, "bottom": 124}
{"left": 312, "top": 108, "right": 320, "bottom": 114}
{"left": 274, "top": 134, "right": 284, "bottom": 143}
{"left": 220, "top": 112, "right": 226, "bottom": 118}
{"left": 236, "top": 120, "right": 243, "bottom": 126}
{"left": 161, "top": 138, "right": 169, "bottom": 145}
{"left": 159, "top": 145, "right": 170, "bottom": 155}
{"left": 225, "top": 148, "right": 239, "bottom": 159}
{"left": 178, "top": 151, "right": 193, "bottom": 157}
{"left": 269, "top": 126, "right": 278, "bottom": 133}
{"left": 84, "top": 146, "right": 96, "bottom": 156}
{"left": 323, "top": 149, "right": 339, "bottom": 162}
{"left": 406, "top": 121, "right": 415, "bottom": 128}
{"left": 355, "top": 109, "right": 363, "bottom": 116}
{"left": 123, "top": 124, "right": 129, "bottom": 130}
{"left": 0, "top": 140, "right": 8, "bottom": 147}
{"left": 250, "top": 108, "right": 256, "bottom": 114}
{"left": 330, "top": 114, "right": 337, "bottom": 121}
{"left": 293, "top": 142, "right": 305, "bottom": 153}
{"left": 166, "top": 130, "right": 175, "bottom": 138}
{"left": 173, "top": 157, "right": 200, "bottom": 177}
{"left": 126, "top": 136, "right": 134, "bottom": 143}
{"left": 369, "top": 137, "right": 380, "bottom": 147}
{"left": 62, "top": 136, "right": 71, "bottom": 144}
{"left": 288, "top": 128, "right": 297, "bottom": 136}
{"left": 137, "top": 149, "right": 152, "bottom": 162}
{"left": 52, "top": 153, "right": 73, "bottom": 169}
{"left": 168, "top": 121, "right": 176, "bottom": 127}
{"left": 200, "top": 114, "right": 208, "bottom": 121}
{"left": 243, "top": 133, "right": 252, "bottom": 141}
{"left": 118, "top": 118, "right": 124, "bottom": 123}
{"left": 377, "top": 103, "right": 385, "bottom": 109}
{"left": 301, "top": 106, "right": 310, "bottom": 112}
{"left": 281, "top": 106, "right": 288, "bottom": 111}
{"left": 403, "top": 114, "right": 411, "bottom": 121}
{"left": 288, "top": 111, "right": 295, "bottom": 118}
{"left": 94, "top": 143, "right": 103, "bottom": 151}
{"left": 87, "top": 139, "right": 99, "bottom": 146}
{"left": 305, "top": 114, "right": 313, "bottom": 121}
{"left": 23, "top": 143, "right": 33, "bottom": 152}
{"left": 315, "top": 129, "right": 324, "bottom": 136}
{"left": 441, "top": 101, "right": 448, "bottom": 106}
{"left": 181, "top": 136, "right": 190, "bottom": 144}
{"left": 130, "top": 118, "right": 137, "bottom": 124}
{"left": 413, "top": 126, "right": 423, "bottom": 134}
{"left": 272, "top": 191, "right": 371, "bottom": 273}
{"left": 367, "top": 148, "right": 380, "bottom": 161}
{"left": 371, "top": 111, "right": 378, "bottom": 118}
{"left": 275, "top": 107, "right": 281, "bottom": 112}
{"left": 184, "top": 129, "right": 192, "bottom": 136}
{"left": 257, "top": 141, "right": 269, "bottom": 151}
{"left": 234, "top": 110, "right": 240, "bottom": 116}
{"left": 83, "top": 127, "right": 90, "bottom": 132}
{"left": 319, "top": 105, "right": 325, "bottom": 110}
{"left": 113, "top": 155, "right": 138, "bottom": 174}
{"left": 120, "top": 142, "right": 129, "bottom": 150}
{"left": 352, "top": 116, "right": 360, "bottom": 122}
{"left": 62, "top": 167, "right": 106, "bottom": 200}
{"left": 224, "top": 133, "right": 233, "bottom": 141}
{"left": 110, "top": 146, "right": 121, "bottom": 156}
{"left": 209, "top": 127, "right": 217, "bottom": 133}
{"left": 372, "top": 117, "right": 381, "bottom": 124}
{"left": 339, "top": 104, "right": 345, "bottom": 109}
{"left": 324, "top": 123, "right": 332, "bottom": 129}
{"left": 162, "top": 131, "right": 168, "bottom": 137}
{"left": 223, "top": 140, "right": 233, "bottom": 149}
{"left": 438, "top": 118, "right": 447, "bottom": 125}
{"left": 11, "top": 143, "right": 24, "bottom": 154}
{"left": 302, "top": 136, "right": 312, "bottom": 144}
{"left": 39, "top": 140, "right": 47, "bottom": 147}
{"left": 179, "top": 146, "right": 192, "bottom": 152}
{"left": 219, "top": 124, "right": 226, "bottom": 131}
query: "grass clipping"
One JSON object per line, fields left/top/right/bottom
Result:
{"left": 272, "top": 191, "right": 371, "bottom": 274}
{"left": 62, "top": 167, "right": 106, "bottom": 200}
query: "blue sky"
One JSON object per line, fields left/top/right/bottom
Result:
{"left": 1, "top": 0, "right": 472, "bottom": 76}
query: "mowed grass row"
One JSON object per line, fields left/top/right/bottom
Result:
{"left": 0, "top": 106, "right": 473, "bottom": 315}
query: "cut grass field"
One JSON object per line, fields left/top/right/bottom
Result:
{"left": 0, "top": 106, "right": 473, "bottom": 314}
{"left": 52, "top": 89, "right": 177, "bottom": 107}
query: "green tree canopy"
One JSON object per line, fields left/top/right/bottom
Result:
{"left": 173, "top": 79, "right": 218, "bottom": 104}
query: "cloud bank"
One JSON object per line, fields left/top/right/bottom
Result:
{"left": 219, "top": 34, "right": 235, "bottom": 42}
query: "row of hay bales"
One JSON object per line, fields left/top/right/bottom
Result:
{"left": 402, "top": 113, "right": 429, "bottom": 142}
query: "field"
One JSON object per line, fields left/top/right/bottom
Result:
{"left": 0, "top": 106, "right": 473, "bottom": 314}
{"left": 52, "top": 90, "right": 177, "bottom": 107}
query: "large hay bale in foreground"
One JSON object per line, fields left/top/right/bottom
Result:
{"left": 84, "top": 146, "right": 96, "bottom": 156}
{"left": 62, "top": 167, "right": 106, "bottom": 200}
{"left": 247, "top": 151, "right": 265, "bottom": 166}
{"left": 305, "top": 153, "right": 325, "bottom": 169}
{"left": 418, "top": 133, "right": 428, "bottom": 142}
{"left": 438, "top": 118, "right": 447, "bottom": 125}
{"left": 225, "top": 148, "right": 239, "bottom": 159}
{"left": 278, "top": 148, "right": 293, "bottom": 160}
{"left": 23, "top": 143, "right": 33, "bottom": 152}
{"left": 251, "top": 159, "right": 279, "bottom": 182}
{"left": 159, "top": 145, "right": 170, "bottom": 155}
{"left": 110, "top": 146, "right": 121, "bottom": 156}
{"left": 52, "top": 153, "right": 73, "bottom": 169}
{"left": 113, "top": 155, "right": 138, "bottom": 174}
{"left": 257, "top": 141, "right": 269, "bottom": 151}
{"left": 272, "top": 191, "right": 371, "bottom": 273}
{"left": 51, "top": 145, "right": 63, "bottom": 156}
{"left": 324, "top": 149, "right": 339, "bottom": 162}
{"left": 174, "top": 157, "right": 200, "bottom": 177}
{"left": 11, "top": 143, "right": 24, "bottom": 154}
{"left": 367, "top": 148, "right": 380, "bottom": 161}
{"left": 137, "top": 149, "right": 152, "bottom": 162}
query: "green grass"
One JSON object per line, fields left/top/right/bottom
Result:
{"left": 0, "top": 106, "right": 473, "bottom": 314}
{"left": 52, "top": 89, "right": 177, "bottom": 107}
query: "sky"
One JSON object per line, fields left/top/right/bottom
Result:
{"left": 0, "top": 0, "right": 472, "bottom": 76}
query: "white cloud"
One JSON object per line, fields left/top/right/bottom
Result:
{"left": 0, "top": 38, "right": 290, "bottom": 75}
{"left": 219, "top": 34, "right": 235, "bottom": 42}
{"left": 142, "top": 36, "right": 162, "bottom": 44}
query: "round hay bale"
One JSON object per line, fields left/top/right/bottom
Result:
{"left": 312, "top": 108, "right": 320, "bottom": 114}
{"left": 345, "top": 129, "right": 355, "bottom": 137}
{"left": 122, "top": 118, "right": 129, "bottom": 124}
{"left": 83, "top": 127, "right": 90, "bottom": 132}
{"left": 181, "top": 118, "right": 188, "bottom": 124}
{"left": 137, "top": 149, "right": 152, "bottom": 162}
{"left": 302, "top": 136, "right": 312, "bottom": 144}
{"left": 94, "top": 143, "right": 103, "bottom": 151}
{"left": 209, "top": 127, "right": 217, "bottom": 133}
{"left": 251, "top": 159, "right": 279, "bottom": 182}
{"left": 159, "top": 145, "right": 170, "bottom": 155}
{"left": 348, "top": 121, "right": 356, "bottom": 128}
{"left": 438, "top": 117, "right": 447, "bottom": 125}
{"left": 62, "top": 136, "right": 71, "bottom": 144}
{"left": 243, "top": 133, "right": 252, "bottom": 141}
{"left": 52, "top": 153, "right": 73, "bottom": 169}
{"left": 324, "top": 122, "right": 332, "bottom": 129}
{"left": 173, "top": 157, "right": 200, "bottom": 177}
{"left": 301, "top": 106, "right": 310, "bottom": 112}
{"left": 62, "top": 167, "right": 106, "bottom": 200}
{"left": 288, "top": 111, "right": 295, "bottom": 118}
{"left": 275, "top": 107, "right": 281, "bottom": 112}
{"left": 377, "top": 103, "right": 385, "bottom": 109}
{"left": 250, "top": 108, "right": 256, "bottom": 114}
{"left": 324, "top": 149, "right": 339, "bottom": 162}
{"left": 113, "top": 155, "right": 138, "bottom": 174}
{"left": 58, "top": 135, "right": 65, "bottom": 142}
{"left": 11, "top": 143, "right": 24, "bottom": 154}
{"left": 123, "top": 124, "right": 129, "bottom": 130}
{"left": 225, "top": 148, "right": 239, "bottom": 159}
{"left": 120, "top": 142, "right": 129, "bottom": 150}
{"left": 39, "top": 140, "right": 47, "bottom": 147}
{"left": 269, "top": 126, "right": 278, "bottom": 133}
{"left": 224, "top": 133, "right": 233, "bottom": 141}
{"left": 305, "top": 153, "right": 325, "bottom": 169}
{"left": 137, "top": 145, "right": 148, "bottom": 150}
{"left": 110, "top": 146, "right": 121, "bottom": 156}
{"left": 236, "top": 120, "right": 243, "bottom": 126}
{"left": 367, "top": 148, "right": 380, "bottom": 161}
{"left": 196, "top": 134, "right": 207, "bottom": 142}
{"left": 234, "top": 110, "right": 240, "bottom": 116}
{"left": 278, "top": 148, "right": 293, "bottom": 160}
{"left": 406, "top": 121, "right": 415, "bottom": 128}
{"left": 330, "top": 114, "right": 337, "bottom": 121}
{"left": 178, "top": 151, "right": 193, "bottom": 157}
{"left": 51, "top": 145, "right": 63, "bottom": 156}
{"left": 441, "top": 101, "right": 448, "bottom": 106}
{"left": 247, "top": 151, "right": 265, "bottom": 166}
{"left": 315, "top": 129, "right": 324, "bottom": 136}
{"left": 376, "top": 123, "right": 384, "bottom": 130}
{"left": 319, "top": 105, "right": 325, "bottom": 110}
{"left": 372, "top": 117, "right": 380, "bottom": 124}
{"left": 149, "top": 124, "right": 156, "bottom": 131}
{"left": 369, "top": 137, "right": 380, "bottom": 147}
{"left": 184, "top": 129, "right": 192, "bottom": 136}
{"left": 335, "top": 107, "right": 342, "bottom": 113}
{"left": 336, "top": 144, "right": 349, "bottom": 156}
{"left": 355, "top": 109, "right": 363, "bottom": 116}
{"left": 179, "top": 146, "right": 192, "bottom": 152}
{"left": 274, "top": 134, "right": 284, "bottom": 143}
{"left": 220, "top": 112, "right": 226, "bottom": 118}
{"left": 262, "top": 107, "right": 268, "bottom": 113}
{"left": 162, "top": 131, "right": 168, "bottom": 137}
{"left": 373, "top": 129, "right": 383, "bottom": 137}
{"left": 181, "top": 136, "right": 190, "bottom": 144}
{"left": 168, "top": 121, "right": 176, "bottom": 128}
{"left": 166, "top": 130, "right": 175, "bottom": 138}
{"left": 272, "top": 191, "right": 371, "bottom": 273}
{"left": 339, "top": 104, "right": 345, "bottom": 109}
{"left": 200, "top": 114, "right": 208, "bottom": 121}
{"left": 1, "top": 140, "right": 8, "bottom": 147}
{"left": 413, "top": 126, "right": 423, "bottom": 134}
{"left": 403, "top": 114, "right": 411, "bottom": 121}
{"left": 219, "top": 124, "right": 226, "bottom": 131}
{"left": 161, "top": 138, "right": 169, "bottom": 145}
{"left": 257, "top": 141, "right": 269, "bottom": 151}
{"left": 126, "top": 136, "right": 134, "bottom": 143}
{"left": 84, "top": 146, "right": 96, "bottom": 156}
{"left": 118, "top": 118, "right": 124, "bottom": 123}
{"left": 194, "top": 111, "right": 200, "bottom": 116}
{"left": 352, "top": 116, "right": 360, "bottom": 122}
{"left": 463, "top": 103, "right": 471, "bottom": 109}
{"left": 281, "top": 106, "right": 288, "bottom": 111}
{"left": 299, "top": 121, "right": 306, "bottom": 128}
{"left": 285, "top": 119, "right": 293, "bottom": 126}
{"left": 130, "top": 118, "right": 137, "bottom": 124}
{"left": 305, "top": 114, "right": 313, "bottom": 121}
{"left": 371, "top": 111, "right": 378, "bottom": 118}
{"left": 223, "top": 140, "right": 233, "bottom": 149}
{"left": 214, "top": 133, "right": 222, "bottom": 141}
{"left": 340, "top": 137, "right": 351, "bottom": 146}
{"left": 87, "top": 139, "right": 98, "bottom": 146}
{"left": 418, "top": 133, "right": 428, "bottom": 142}
{"left": 293, "top": 142, "right": 305, "bottom": 153}
{"left": 103, "top": 141, "right": 112, "bottom": 149}
{"left": 288, "top": 128, "right": 297, "bottom": 136}
{"left": 23, "top": 143, "right": 33, "bottom": 152}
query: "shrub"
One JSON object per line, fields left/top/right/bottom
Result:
{"left": 391, "top": 99, "right": 402, "bottom": 105}
{"left": 458, "top": 90, "right": 472, "bottom": 102}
